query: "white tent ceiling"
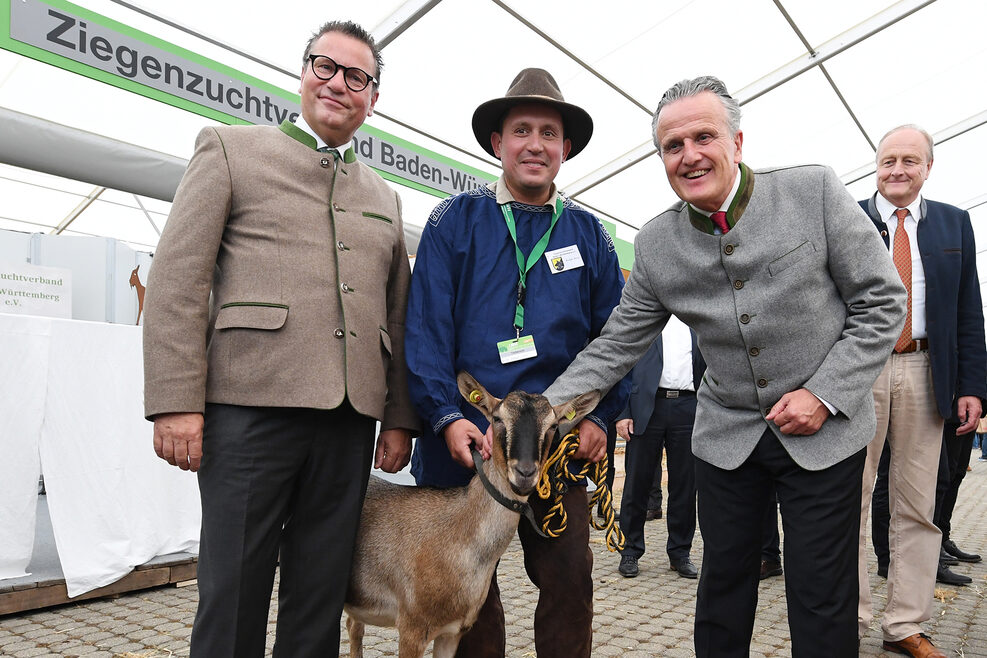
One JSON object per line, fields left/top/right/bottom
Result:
{"left": 1, "top": 0, "right": 986, "bottom": 305}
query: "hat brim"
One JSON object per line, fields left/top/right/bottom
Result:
{"left": 472, "top": 96, "right": 594, "bottom": 160}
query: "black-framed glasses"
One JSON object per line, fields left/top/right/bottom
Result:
{"left": 307, "top": 54, "right": 377, "bottom": 92}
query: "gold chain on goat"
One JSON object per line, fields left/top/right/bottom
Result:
{"left": 535, "top": 429, "right": 625, "bottom": 552}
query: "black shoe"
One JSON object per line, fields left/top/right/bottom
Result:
{"left": 939, "top": 548, "right": 959, "bottom": 566}
{"left": 943, "top": 539, "right": 982, "bottom": 563}
{"left": 936, "top": 563, "right": 972, "bottom": 586}
{"left": 760, "top": 559, "right": 783, "bottom": 580}
{"left": 877, "top": 564, "right": 888, "bottom": 578}
{"left": 645, "top": 507, "right": 662, "bottom": 521}
{"left": 669, "top": 557, "right": 698, "bottom": 579}
{"left": 618, "top": 555, "right": 639, "bottom": 578}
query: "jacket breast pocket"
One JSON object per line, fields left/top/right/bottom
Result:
{"left": 768, "top": 241, "right": 816, "bottom": 277}
{"left": 363, "top": 211, "right": 394, "bottom": 224}
{"left": 215, "top": 303, "right": 289, "bottom": 330}
{"left": 353, "top": 208, "right": 399, "bottom": 260}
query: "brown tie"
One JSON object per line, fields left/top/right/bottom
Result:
{"left": 711, "top": 211, "right": 729, "bottom": 234}
{"left": 892, "top": 208, "right": 912, "bottom": 353}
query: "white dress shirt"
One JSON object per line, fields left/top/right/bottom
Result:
{"left": 657, "top": 315, "right": 694, "bottom": 390}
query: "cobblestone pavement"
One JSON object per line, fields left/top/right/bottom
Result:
{"left": 2, "top": 451, "right": 986, "bottom": 657}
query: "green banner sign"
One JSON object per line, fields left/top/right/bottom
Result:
{"left": 1, "top": 0, "right": 635, "bottom": 266}
{"left": 0, "top": 0, "right": 495, "bottom": 198}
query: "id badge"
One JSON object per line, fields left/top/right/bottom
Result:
{"left": 544, "top": 245, "right": 585, "bottom": 274}
{"left": 497, "top": 335, "right": 538, "bottom": 364}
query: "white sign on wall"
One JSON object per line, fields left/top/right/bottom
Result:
{"left": 0, "top": 261, "right": 72, "bottom": 318}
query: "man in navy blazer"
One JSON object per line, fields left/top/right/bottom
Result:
{"left": 856, "top": 124, "right": 986, "bottom": 658}
{"left": 615, "top": 317, "right": 705, "bottom": 580}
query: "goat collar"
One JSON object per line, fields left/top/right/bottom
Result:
{"left": 471, "top": 447, "right": 549, "bottom": 538}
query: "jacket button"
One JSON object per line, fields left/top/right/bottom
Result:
{"left": 321, "top": 158, "right": 331, "bottom": 168}
{"left": 740, "top": 313, "right": 751, "bottom": 324}
{"left": 724, "top": 244, "right": 734, "bottom": 255}
{"left": 881, "top": 230, "right": 888, "bottom": 237}
{"left": 757, "top": 378, "right": 768, "bottom": 388}
{"left": 337, "top": 241, "right": 345, "bottom": 250}
{"left": 341, "top": 283, "right": 350, "bottom": 292}
{"left": 334, "top": 328, "right": 344, "bottom": 338}
{"left": 734, "top": 280, "right": 744, "bottom": 290}
{"left": 749, "top": 347, "right": 760, "bottom": 356}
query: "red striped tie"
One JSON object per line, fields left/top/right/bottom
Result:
{"left": 711, "top": 211, "right": 729, "bottom": 234}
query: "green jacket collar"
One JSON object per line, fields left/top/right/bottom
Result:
{"left": 687, "top": 163, "right": 754, "bottom": 234}
{"left": 279, "top": 120, "right": 357, "bottom": 163}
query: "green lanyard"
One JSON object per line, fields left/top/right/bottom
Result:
{"left": 501, "top": 197, "right": 563, "bottom": 336}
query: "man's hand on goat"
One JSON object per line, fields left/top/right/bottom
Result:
{"left": 153, "top": 412, "right": 204, "bottom": 472}
{"left": 573, "top": 419, "right": 607, "bottom": 463}
{"left": 443, "top": 418, "right": 487, "bottom": 469}
{"left": 375, "top": 428, "right": 412, "bottom": 473}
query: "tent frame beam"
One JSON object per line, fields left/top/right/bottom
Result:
{"left": 561, "top": 0, "right": 937, "bottom": 223}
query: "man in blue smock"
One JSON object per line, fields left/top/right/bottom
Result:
{"left": 404, "top": 68, "right": 629, "bottom": 657}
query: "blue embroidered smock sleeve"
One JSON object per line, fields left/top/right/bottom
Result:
{"left": 404, "top": 197, "right": 468, "bottom": 437}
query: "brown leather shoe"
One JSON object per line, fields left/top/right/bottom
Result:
{"left": 882, "top": 633, "right": 946, "bottom": 657}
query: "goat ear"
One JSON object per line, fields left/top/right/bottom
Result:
{"left": 553, "top": 389, "right": 602, "bottom": 436}
{"left": 457, "top": 371, "right": 501, "bottom": 415}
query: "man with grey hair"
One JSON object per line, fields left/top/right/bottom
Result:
{"left": 542, "top": 75, "right": 906, "bottom": 656}
{"left": 856, "top": 124, "right": 985, "bottom": 658}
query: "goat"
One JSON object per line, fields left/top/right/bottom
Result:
{"left": 344, "top": 371, "right": 600, "bottom": 658}
{"left": 129, "top": 265, "right": 146, "bottom": 325}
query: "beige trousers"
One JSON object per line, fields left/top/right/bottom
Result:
{"left": 858, "top": 352, "right": 943, "bottom": 641}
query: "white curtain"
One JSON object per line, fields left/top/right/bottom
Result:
{"left": 0, "top": 314, "right": 47, "bottom": 580}
{"left": 0, "top": 315, "right": 200, "bottom": 597}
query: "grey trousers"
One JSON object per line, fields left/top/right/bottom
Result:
{"left": 190, "top": 402, "right": 375, "bottom": 658}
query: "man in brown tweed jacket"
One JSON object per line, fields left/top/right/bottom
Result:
{"left": 142, "top": 20, "right": 418, "bottom": 658}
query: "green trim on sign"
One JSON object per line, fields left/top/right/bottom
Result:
{"left": 614, "top": 237, "right": 634, "bottom": 270}
{"left": 360, "top": 122, "right": 496, "bottom": 182}
{"left": 1, "top": 0, "right": 302, "bottom": 127}
{"left": 0, "top": 0, "right": 498, "bottom": 193}
{"left": 599, "top": 219, "right": 634, "bottom": 270}
{"left": 45, "top": 0, "right": 288, "bottom": 91}
{"left": 375, "top": 169, "right": 448, "bottom": 199}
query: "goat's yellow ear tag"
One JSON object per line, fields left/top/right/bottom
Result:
{"left": 469, "top": 390, "right": 483, "bottom": 404}
{"left": 565, "top": 409, "right": 576, "bottom": 421}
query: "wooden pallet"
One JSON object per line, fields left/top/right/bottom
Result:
{"left": 0, "top": 557, "right": 197, "bottom": 616}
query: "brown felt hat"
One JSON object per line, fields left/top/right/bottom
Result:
{"left": 472, "top": 68, "right": 593, "bottom": 160}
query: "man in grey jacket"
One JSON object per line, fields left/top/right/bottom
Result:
{"left": 543, "top": 76, "right": 906, "bottom": 657}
